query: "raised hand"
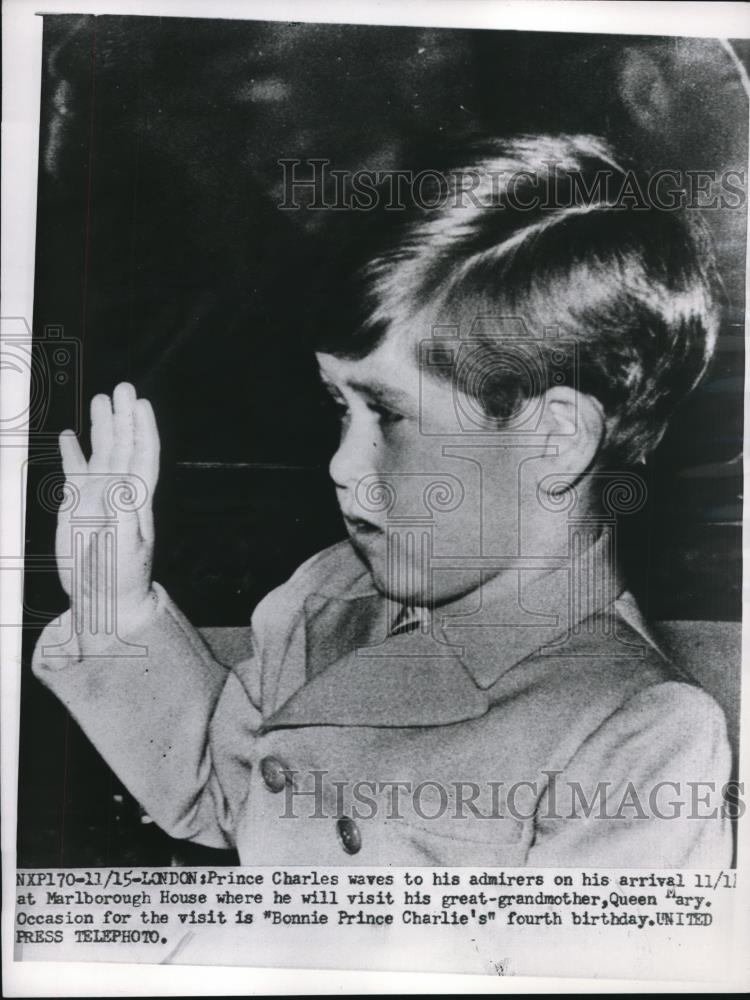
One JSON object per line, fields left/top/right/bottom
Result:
{"left": 55, "top": 382, "right": 160, "bottom": 647}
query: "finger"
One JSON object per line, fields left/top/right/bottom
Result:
{"left": 89, "top": 394, "right": 114, "bottom": 473}
{"left": 133, "top": 397, "right": 160, "bottom": 495}
{"left": 59, "top": 430, "right": 87, "bottom": 477}
{"left": 110, "top": 382, "right": 137, "bottom": 475}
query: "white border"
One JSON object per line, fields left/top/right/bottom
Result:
{"left": 4, "top": 0, "right": 750, "bottom": 35}
{"left": 3, "top": 1, "right": 750, "bottom": 995}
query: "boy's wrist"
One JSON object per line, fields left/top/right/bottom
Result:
{"left": 75, "top": 587, "right": 160, "bottom": 657}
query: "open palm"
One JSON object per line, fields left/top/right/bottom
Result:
{"left": 55, "top": 382, "right": 160, "bottom": 642}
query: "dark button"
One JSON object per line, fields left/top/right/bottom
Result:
{"left": 337, "top": 816, "right": 362, "bottom": 855}
{"left": 260, "top": 756, "right": 289, "bottom": 793}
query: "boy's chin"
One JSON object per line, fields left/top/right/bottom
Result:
{"left": 371, "top": 575, "right": 432, "bottom": 607}
{"left": 351, "top": 545, "right": 479, "bottom": 608}
{"left": 349, "top": 545, "right": 429, "bottom": 605}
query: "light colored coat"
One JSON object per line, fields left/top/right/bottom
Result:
{"left": 33, "top": 538, "right": 732, "bottom": 866}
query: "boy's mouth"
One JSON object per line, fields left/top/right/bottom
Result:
{"left": 343, "top": 514, "right": 383, "bottom": 538}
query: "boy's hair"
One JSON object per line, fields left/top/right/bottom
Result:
{"left": 312, "top": 134, "right": 721, "bottom": 465}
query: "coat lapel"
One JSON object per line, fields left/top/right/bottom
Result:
{"left": 303, "top": 593, "right": 386, "bottom": 681}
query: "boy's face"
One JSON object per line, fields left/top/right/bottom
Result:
{"left": 316, "top": 331, "right": 528, "bottom": 608}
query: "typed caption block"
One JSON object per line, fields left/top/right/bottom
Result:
{"left": 14, "top": 867, "right": 739, "bottom": 978}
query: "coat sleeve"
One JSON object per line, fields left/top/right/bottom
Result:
{"left": 527, "top": 681, "right": 734, "bottom": 867}
{"left": 31, "top": 582, "right": 263, "bottom": 849}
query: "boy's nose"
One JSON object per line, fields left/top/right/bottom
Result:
{"left": 328, "top": 424, "right": 377, "bottom": 492}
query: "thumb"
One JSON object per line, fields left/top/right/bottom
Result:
{"left": 59, "top": 430, "right": 87, "bottom": 477}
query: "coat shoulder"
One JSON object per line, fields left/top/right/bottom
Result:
{"left": 286, "top": 539, "right": 373, "bottom": 596}
{"left": 497, "top": 600, "right": 724, "bottom": 760}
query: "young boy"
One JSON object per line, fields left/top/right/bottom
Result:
{"left": 34, "top": 134, "right": 732, "bottom": 867}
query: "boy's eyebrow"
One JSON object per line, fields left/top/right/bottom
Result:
{"left": 348, "top": 382, "right": 409, "bottom": 403}
{"left": 319, "top": 374, "right": 415, "bottom": 409}
{"left": 346, "top": 379, "right": 414, "bottom": 408}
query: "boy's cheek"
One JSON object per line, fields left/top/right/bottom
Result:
{"left": 353, "top": 467, "right": 481, "bottom": 531}
{"left": 352, "top": 510, "right": 493, "bottom": 605}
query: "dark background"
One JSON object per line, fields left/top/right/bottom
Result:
{"left": 18, "top": 15, "right": 747, "bottom": 866}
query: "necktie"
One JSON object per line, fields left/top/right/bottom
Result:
{"left": 390, "top": 607, "right": 424, "bottom": 636}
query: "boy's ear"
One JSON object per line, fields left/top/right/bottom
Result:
{"left": 539, "top": 387, "right": 605, "bottom": 482}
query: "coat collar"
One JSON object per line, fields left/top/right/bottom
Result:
{"left": 261, "top": 590, "right": 488, "bottom": 729}
{"left": 261, "top": 532, "right": 627, "bottom": 730}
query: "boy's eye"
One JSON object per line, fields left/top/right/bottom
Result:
{"left": 369, "top": 402, "right": 404, "bottom": 426}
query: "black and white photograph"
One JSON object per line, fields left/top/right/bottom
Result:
{"left": 2, "top": 0, "right": 748, "bottom": 991}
